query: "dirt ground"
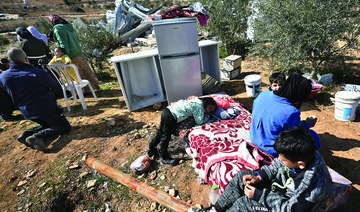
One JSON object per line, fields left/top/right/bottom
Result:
{"left": 0, "top": 2, "right": 360, "bottom": 211}
{"left": 0, "top": 53, "right": 359, "bottom": 211}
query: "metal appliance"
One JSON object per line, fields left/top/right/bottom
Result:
{"left": 152, "top": 18, "right": 203, "bottom": 104}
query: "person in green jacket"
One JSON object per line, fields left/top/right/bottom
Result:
{"left": 48, "top": 15, "right": 100, "bottom": 91}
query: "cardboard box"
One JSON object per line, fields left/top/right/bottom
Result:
{"left": 223, "top": 55, "right": 242, "bottom": 71}
{"left": 324, "top": 167, "right": 352, "bottom": 211}
{"left": 221, "top": 68, "right": 240, "bottom": 80}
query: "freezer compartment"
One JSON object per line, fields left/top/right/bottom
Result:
{"left": 159, "top": 54, "right": 203, "bottom": 104}
{"left": 113, "top": 55, "right": 166, "bottom": 111}
{"left": 153, "top": 18, "right": 199, "bottom": 57}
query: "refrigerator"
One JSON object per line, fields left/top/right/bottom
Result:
{"left": 152, "top": 18, "right": 203, "bottom": 104}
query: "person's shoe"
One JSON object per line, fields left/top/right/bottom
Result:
{"left": 147, "top": 148, "right": 159, "bottom": 159}
{"left": 160, "top": 157, "right": 178, "bottom": 166}
{"left": 26, "top": 136, "right": 48, "bottom": 152}
{"left": 17, "top": 132, "right": 33, "bottom": 148}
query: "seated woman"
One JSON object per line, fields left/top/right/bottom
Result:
{"left": 16, "top": 27, "right": 51, "bottom": 69}
{"left": 250, "top": 72, "right": 319, "bottom": 157}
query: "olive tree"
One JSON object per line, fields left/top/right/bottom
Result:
{"left": 251, "top": 0, "right": 360, "bottom": 77}
{"left": 198, "top": 0, "right": 251, "bottom": 58}
{"left": 73, "top": 18, "right": 118, "bottom": 73}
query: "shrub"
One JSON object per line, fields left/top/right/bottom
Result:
{"left": 34, "top": 18, "right": 53, "bottom": 35}
{"left": 104, "top": 3, "right": 115, "bottom": 10}
{"left": 251, "top": 0, "right": 360, "bottom": 77}
{"left": 13, "top": 22, "right": 28, "bottom": 29}
{"left": 198, "top": 0, "right": 251, "bottom": 58}
{"left": 0, "top": 35, "right": 10, "bottom": 46}
{"left": 73, "top": 18, "right": 118, "bottom": 73}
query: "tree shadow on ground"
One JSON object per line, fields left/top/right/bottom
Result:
{"left": 319, "top": 132, "right": 360, "bottom": 211}
{"left": 64, "top": 98, "right": 126, "bottom": 118}
{"left": 69, "top": 113, "right": 146, "bottom": 140}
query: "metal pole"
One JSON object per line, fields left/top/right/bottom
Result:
{"left": 86, "top": 157, "right": 192, "bottom": 212}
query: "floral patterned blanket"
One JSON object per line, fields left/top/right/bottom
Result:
{"left": 185, "top": 94, "right": 273, "bottom": 193}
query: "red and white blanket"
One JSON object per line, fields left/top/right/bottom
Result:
{"left": 185, "top": 94, "right": 273, "bottom": 193}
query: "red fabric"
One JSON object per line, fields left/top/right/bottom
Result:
{"left": 185, "top": 94, "right": 273, "bottom": 193}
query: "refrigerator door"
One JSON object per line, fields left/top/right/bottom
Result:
{"left": 159, "top": 54, "right": 203, "bottom": 104}
{"left": 153, "top": 18, "right": 199, "bottom": 57}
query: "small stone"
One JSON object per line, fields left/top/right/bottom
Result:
{"left": 163, "top": 186, "right": 170, "bottom": 192}
{"left": 137, "top": 173, "right": 145, "bottom": 179}
{"left": 69, "top": 164, "right": 80, "bottom": 170}
{"left": 25, "top": 170, "right": 36, "bottom": 179}
{"left": 160, "top": 175, "right": 166, "bottom": 180}
{"left": 153, "top": 102, "right": 162, "bottom": 110}
{"left": 121, "top": 161, "right": 128, "bottom": 167}
{"left": 39, "top": 182, "right": 46, "bottom": 188}
{"left": 168, "top": 188, "right": 176, "bottom": 197}
{"left": 149, "top": 171, "right": 157, "bottom": 180}
{"left": 17, "top": 189, "right": 25, "bottom": 196}
{"left": 134, "top": 133, "right": 141, "bottom": 139}
{"left": 45, "top": 187, "right": 52, "bottom": 193}
{"left": 195, "top": 204, "right": 202, "bottom": 209}
{"left": 81, "top": 154, "right": 88, "bottom": 162}
{"left": 17, "top": 180, "right": 28, "bottom": 187}
{"left": 150, "top": 202, "right": 158, "bottom": 211}
{"left": 24, "top": 203, "right": 32, "bottom": 209}
{"left": 179, "top": 160, "right": 184, "bottom": 164}
{"left": 86, "top": 179, "right": 97, "bottom": 188}
{"left": 108, "top": 119, "right": 116, "bottom": 126}
{"left": 79, "top": 172, "right": 89, "bottom": 179}
{"left": 112, "top": 146, "right": 117, "bottom": 151}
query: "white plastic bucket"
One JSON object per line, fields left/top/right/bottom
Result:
{"left": 334, "top": 91, "right": 360, "bottom": 121}
{"left": 244, "top": 74, "right": 262, "bottom": 97}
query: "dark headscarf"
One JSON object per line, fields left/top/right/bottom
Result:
{"left": 16, "top": 27, "right": 34, "bottom": 40}
{"left": 48, "top": 15, "right": 69, "bottom": 26}
{"left": 274, "top": 72, "right": 312, "bottom": 104}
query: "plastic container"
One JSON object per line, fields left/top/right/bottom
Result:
{"left": 334, "top": 91, "right": 360, "bottom": 121}
{"left": 209, "top": 184, "right": 221, "bottom": 205}
{"left": 308, "top": 82, "right": 323, "bottom": 100}
{"left": 130, "top": 155, "right": 151, "bottom": 174}
{"left": 244, "top": 74, "right": 262, "bottom": 97}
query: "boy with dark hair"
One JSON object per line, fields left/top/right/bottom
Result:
{"left": 269, "top": 72, "right": 286, "bottom": 91}
{"left": 199, "top": 126, "right": 332, "bottom": 212}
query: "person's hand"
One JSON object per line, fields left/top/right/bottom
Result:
{"left": 243, "top": 174, "right": 261, "bottom": 185}
{"left": 244, "top": 184, "right": 256, "bottom": 199}
{"left": 306, "top": 115, "right": 317, "bottom": 127}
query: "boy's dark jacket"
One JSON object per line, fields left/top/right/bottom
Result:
{"left": 255, "top": 151, "right": 332, "bottom": 211}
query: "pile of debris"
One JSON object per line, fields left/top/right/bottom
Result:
{"left": 105, "top": 0, "right": 210, "bottom": 45}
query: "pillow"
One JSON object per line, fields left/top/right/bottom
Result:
{"left": 214, "top": 96, "right": 230, "bottom": 109}
{"left": 213, "top": 106, "right": 231, "bottom": 120}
